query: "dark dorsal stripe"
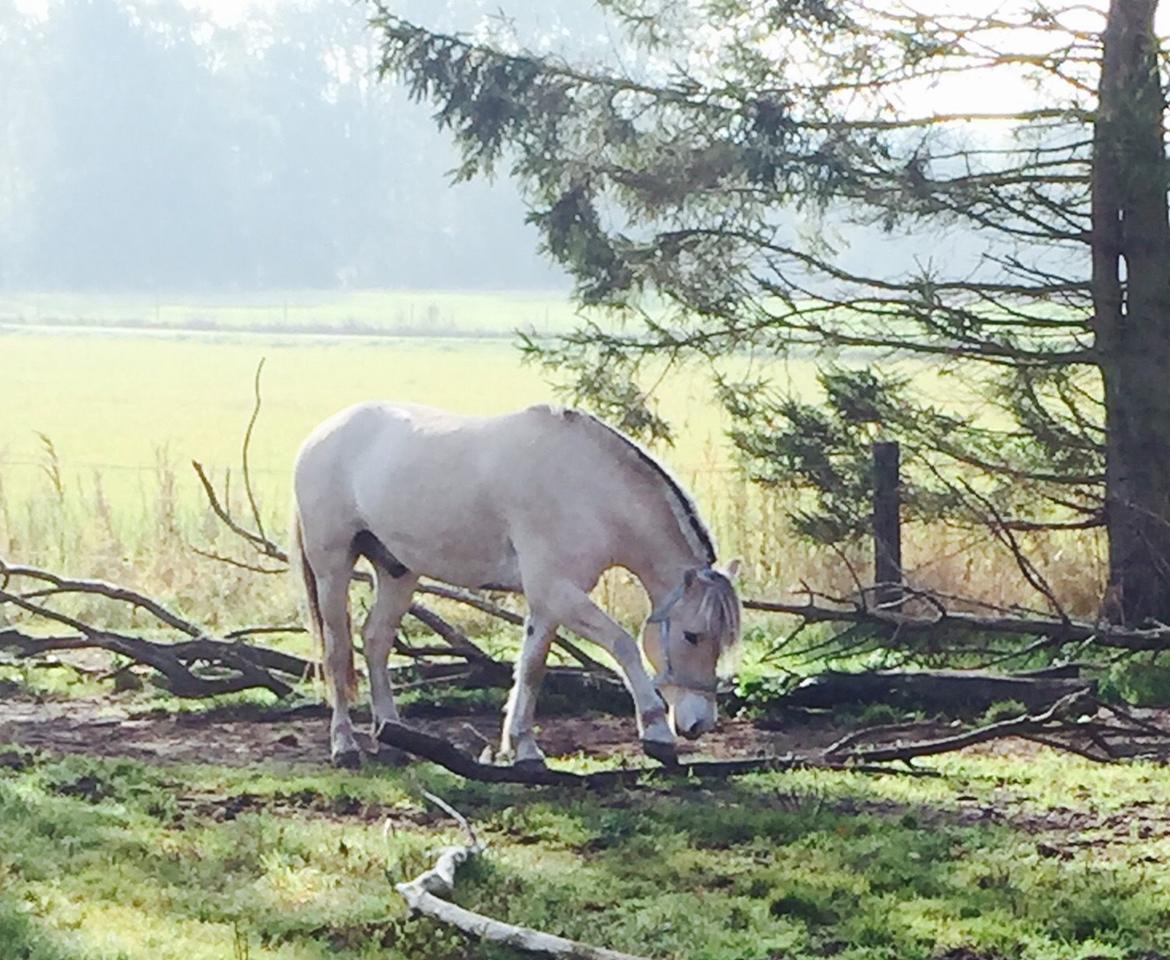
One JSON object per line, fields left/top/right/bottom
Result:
{"left": 570, "top": 409, "right": 717, "bottom": 565}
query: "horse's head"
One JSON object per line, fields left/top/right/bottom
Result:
{"left": 644, "top": 561, "right": 742, "bottom": 740}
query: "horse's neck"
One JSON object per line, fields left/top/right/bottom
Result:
{"left": 583, "top": 445, "right": 708, "bottom": 600}
{"left": 619, "top": 503, "right": 705, "bottom": 605}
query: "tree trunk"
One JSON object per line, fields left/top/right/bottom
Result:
{"left": 1092, "top": 0, "right": 1170, "bottom": 624}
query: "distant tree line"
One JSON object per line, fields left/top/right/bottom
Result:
{"left": 0, "top": 0, "right": 564, "bottom": 291}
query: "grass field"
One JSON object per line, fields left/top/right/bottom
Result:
{"left": 0, "top": 302, "right": 826, "bottom": 630}
{"left": 0, "top": 293, "right": 1160, "bottom": 960}
{"left": 2, "top": 737, "right": 1169, "bottom": 960}
{"left": 0, "top": 289, "right": 1107, "bottom": 632}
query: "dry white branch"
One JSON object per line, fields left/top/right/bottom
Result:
{"left": 395, "top": 795, "right": 651, "bottom": 960}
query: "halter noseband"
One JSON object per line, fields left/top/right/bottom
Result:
{"left": 646, "top": 572, "right": 720, "bottom": 699}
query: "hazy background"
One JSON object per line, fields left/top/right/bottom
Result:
{"left": 0, "top": 0, "right": 599, "bottom": 292}
{"left": 0, "top": 0, "right": 1083, "bottom": 619}
{"left": 0, "top": 0, "right": 987, "bottom": 297}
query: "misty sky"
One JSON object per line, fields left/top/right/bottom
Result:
{"left": 2, "top": 0, "right": 1138, "bottom": 295}
{"left": 1, "top": 0, "right": 580, "bottom": 292}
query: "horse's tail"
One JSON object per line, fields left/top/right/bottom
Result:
{"left": 290, "top": 503, "right": 356, "bottom": 702}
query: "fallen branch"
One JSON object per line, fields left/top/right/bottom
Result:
{"left": 378, "top": 689, "right": 1170, "bottom": 790}
{"left": 745, "top": 594, "right": 1170, "bottom": 653}
{"left": 396, "top": 793, "right": 651, "bottom": 960}
{"left": 821, "top": 690, "right": 1170, "bottom": 764}
{"left": 785, "top": 666, "right": 1096, "bottom": 714}
{"left": 0, "top": 623, "right": 299, "bottom": 699}
{"left": 1, "top": 561, "right": 207, "bottom": 638}
{"left": 377, "top": 719, "right": 800, "bottom": 788}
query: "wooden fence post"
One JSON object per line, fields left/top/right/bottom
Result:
{"left": 872, "top": 440, "right": 903, "bottom": 609}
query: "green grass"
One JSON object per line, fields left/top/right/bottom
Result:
{"left": 2, "top": 748, "right": 1169, "bottom": 960}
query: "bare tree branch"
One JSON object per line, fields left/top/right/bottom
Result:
{"left": 396, "top": 794, "right": 651, "bottom": 960}
{"left": 242, "top": 357, "right": 269, "bottom": 546}
{"left": 743, "top": 594, "right": 1170, "bottom": 652}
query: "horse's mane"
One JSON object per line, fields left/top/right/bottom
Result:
{"left": 697, "top": 568, "right": 742, "bottom": 657}
{"left": 539, "top": 406, "right": 742, "bottom": 654}
{"left": 546, "top": 406, "right": 718, "bottom": 566}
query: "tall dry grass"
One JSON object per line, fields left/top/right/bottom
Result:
{"left": 0, "top": 438, "right": 1108, "bottom": 651}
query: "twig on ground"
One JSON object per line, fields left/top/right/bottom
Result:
{"left": 822, "top": 690, "right": 1096, "bottom": 763}
{"left": 394, "top": 793, "right": 651, "bottom": 960}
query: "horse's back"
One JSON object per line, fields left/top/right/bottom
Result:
{"left": 296, "top": 401, "right": 592, "bottom": 481}
{"left": 293, "top": 402, "right": 612, "bottom": 586}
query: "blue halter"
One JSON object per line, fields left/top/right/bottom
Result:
{"left": 646, "top": 574, "right": 720, "bottom": 698}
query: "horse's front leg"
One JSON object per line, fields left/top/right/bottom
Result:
{"left": 500, "top": 614, "right": 555, "bottom": 769}
{"left": 538, "top": 581, "right": 676, "bottom": 765}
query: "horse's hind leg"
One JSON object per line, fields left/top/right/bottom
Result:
{"left": 500, "top": 612, "right": 556, "bottom": 768}
{"left": 316, "top": 562, "right": 363, "bottom": 768}
{"left": 362, "top": 567, "right": 419, "bottom": 738}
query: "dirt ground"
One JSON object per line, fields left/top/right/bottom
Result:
{"left": 5, "top": 692, "right": 1170, "bottom": 851}
{"left": 0, "top": 692, "right": 854, "bottom": 767}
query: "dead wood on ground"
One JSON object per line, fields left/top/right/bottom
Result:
{"left": 395, "top": 792, "right": 652, "bottom": 959}
{"left": 785, "top": 666, "right": 1097, "bottom": 713}
{"left": 375, "top": 691, "right": 1170, "bottom": 790}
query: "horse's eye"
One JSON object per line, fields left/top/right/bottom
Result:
{"left": 683, "top": 631, "right": 701, "bottom": 645}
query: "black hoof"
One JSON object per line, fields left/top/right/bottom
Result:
{"left": 332, "top": 749, "right": 362, "bottom": 770}
{"left": 513, "top": 757, "right": 549, "bottom": 774}
{"left": 641, "top": 739, "right": 679, "bottom": 767}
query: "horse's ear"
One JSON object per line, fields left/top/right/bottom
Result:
{"left": 724, "top": 558, "right": 742, "bottom": 582}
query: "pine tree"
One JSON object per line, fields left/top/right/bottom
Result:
{"left": 372, "top": 0, "right": 1170, "bottom": 623}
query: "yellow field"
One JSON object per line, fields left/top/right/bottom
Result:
{"left": 1, "top": 328, "right": 769, "bottom": 507}
{"left": 0, "top": 319, "right": 810, "bottom": 627}
{"left": 0, "top": 298, "right": 1107, "bottom": 630}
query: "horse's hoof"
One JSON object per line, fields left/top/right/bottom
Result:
{"left": 513, "top": 757, "right": 548, "bottom": 774}
{"left": 332, "top": 749, "right": 362, "bottom": 770}
{"left": 641, "top": 739, "right": 679, "bottom": 767}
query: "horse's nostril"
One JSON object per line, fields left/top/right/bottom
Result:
{"left": 682, "top": 722, "right": 704, "bottom": 740}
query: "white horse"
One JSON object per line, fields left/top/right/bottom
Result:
{"left": 291, "top": 402, "right": 741, "bottom": 769}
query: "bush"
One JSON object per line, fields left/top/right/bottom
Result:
{"left": 1099, "top": 658, "right": 1170, "bottom": 707}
